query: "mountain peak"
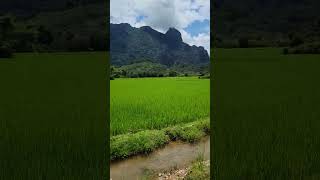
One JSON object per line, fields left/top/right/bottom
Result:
{"left": 117, "top": 23, "right": 132, "bottom": 28}
{"left": 165, "top": 27, "right": 182, "bottom": 42}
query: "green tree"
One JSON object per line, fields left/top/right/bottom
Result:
{"left": 169, "top": 71, "right": 178, "bottom": 77}
{"left": 37, "top": 26, "right": 53, "bottom": 45}
{"left": 0, "top": 17, "right": 14, "bottom": 41}
{"left": 121, "top": 69, "right": 127, "bottom": 77}
{"left": 0, "top": 45, "right": 13, "bottom": 58}
{"left": 290, "top": 36, "right": 304, "bottom": 47}
{"left": 238, "top": 37, "right": 249, "bottom": 48}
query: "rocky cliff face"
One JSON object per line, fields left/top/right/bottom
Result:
{"left": 110, "top": 23, "right": 209, "bottom": 66}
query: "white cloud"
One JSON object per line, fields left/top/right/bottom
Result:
{"left": 110, "top": 0, "right": 210, "bottom": 52}
{"left": 181, "top": 30, "right": 210, "bottom": 54}
{"left": 110, "top": 0, "right": 138, "bottom": 25}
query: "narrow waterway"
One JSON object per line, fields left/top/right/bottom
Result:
{"left": 110, "top": 136, "right": 210, "bottom": 180}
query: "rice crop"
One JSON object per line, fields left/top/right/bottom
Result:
{"left": 0, "top": 52, "right": 108, "bottom": 179}
{"left": 110, "top": 77, "right": 210, "bottom": 136}
{"left": 213, "top": 48, "right": 320, "bottom": 179}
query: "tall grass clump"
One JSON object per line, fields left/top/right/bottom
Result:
{"left": 110, "top": 130, "right": 170, "bottom": 160}
{"left": 164, "top": 119, "right": 210, "bottom": 143}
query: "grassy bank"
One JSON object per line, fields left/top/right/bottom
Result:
{"left": 213, "top": 48, "right": 320, "bottom": 179}
{"left": 110, "top": 119, "right": 210, "bottom": 160}
{"left": 185, "top": 158, "right": 210, "bottom": 180}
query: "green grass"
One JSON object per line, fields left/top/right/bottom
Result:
{"left": 110, "top": 130, "right": 170, "bottom": 160}
{"left": 110, "top": 77, "right": 210, "bottom": 136}
{"left": 110, "top": 119, "right": 210, "bottom": 160}
{"left": 185, "top": 155, "right": 210, "bottom": 180}
{"left": 0, "top": 52, "right": 108, "bottom": 179}
{"left": 164, "top": 118, "right": 210, "bottom": 143}
{"left": 213, "top": 48, "right": 320, "bottom": 179}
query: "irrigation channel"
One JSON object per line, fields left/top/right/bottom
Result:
{"left": 110, "top": 136, "right": 210, "bottom": 180}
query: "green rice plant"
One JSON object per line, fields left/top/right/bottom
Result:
{"left": 213, "top": 48, "right": 320, "bottom": 179}
{"left": 110, "top": 77, "right": 210, "bottom": 136}
{"left": 0, "top": 52, "right": 108, "bottom": 179}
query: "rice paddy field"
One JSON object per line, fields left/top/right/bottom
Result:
{"left": 212, "top": 48, "right": 320, "bottom": 179}
{"left": 0, "top": 52, "right": 108, "bottom": 179}
{"left": 110, "top": 77, "right": 210, "bottom": 136}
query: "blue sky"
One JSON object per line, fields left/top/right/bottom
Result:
{"left": 111, "top": 0, "right": 210, "bottom": 53}
{"left": 184, "top": 19, "right": 210, "bottom": 37}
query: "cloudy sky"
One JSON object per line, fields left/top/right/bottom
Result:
{"left": 110, "top": 0, "right": 210, "bottom": 53}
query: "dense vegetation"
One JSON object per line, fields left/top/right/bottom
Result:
{"left": 110, "top": 61, "right": 209, "bottom": 79}
{"left": 0, "top": 52, "right": 108, "bottom": 179}
{"left": 213, "top": 48, "right": 320, "bottom": 179}
{"left": 0, "top": 1, "right": 108, "bottom": 56}
{"left": 213, "top": 0, "right": 320, "bottom": 53}
{"left": 0, "top": 0, "right": 104, "bottom": 13}
{"left": 110, "top": 77, "right": 210, "bottom": 136}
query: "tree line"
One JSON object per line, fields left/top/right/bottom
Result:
{"left": 0, "top": 16, "right": 108, "bottom": 58}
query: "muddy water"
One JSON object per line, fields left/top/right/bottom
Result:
{"left": 110, "top": 136, "right": 210, "bottom": 180}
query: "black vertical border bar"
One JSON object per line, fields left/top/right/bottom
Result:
{"left": 210, "top": 0, "right": 215, "bottom": 179}
{"left": 209, "top": 0, "right": 215, "bottom": 179}
{"left": 106, "top": 0, "right": 110, "bottom": 179}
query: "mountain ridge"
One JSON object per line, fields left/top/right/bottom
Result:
{"left": 110, "top": 23, "right": 209, "bottom": 67}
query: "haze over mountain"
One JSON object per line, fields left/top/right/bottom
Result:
{"left": 110, "top": 23, "right": 209, "bottom": 66}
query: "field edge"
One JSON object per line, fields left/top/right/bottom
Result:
{"left": 110, "top": 118, "right": 210, "bottom": 161}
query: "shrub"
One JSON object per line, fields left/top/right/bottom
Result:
{"left": 286, "top": 42, "right": 320, "bottom": 54}
{"left": 67, "top": 37, "right": 90, "bottom": 51}
{"left": 290, "top": 36, "right": 304, "bottom": 47}
{"left": 0, "top": 46, "right": 13, "bottom": 58}
{"left": 168, "top": 71, "right": 178, "bottom": 77}
{"left": 238, "top": 37, "right": 249, "bottom": 48}
{"left": 37, "top": 26, "right": 54, "bottom": 45}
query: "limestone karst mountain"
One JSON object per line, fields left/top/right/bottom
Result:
{"left": 110, "top": 23, "right": 209, "bottom": 66}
